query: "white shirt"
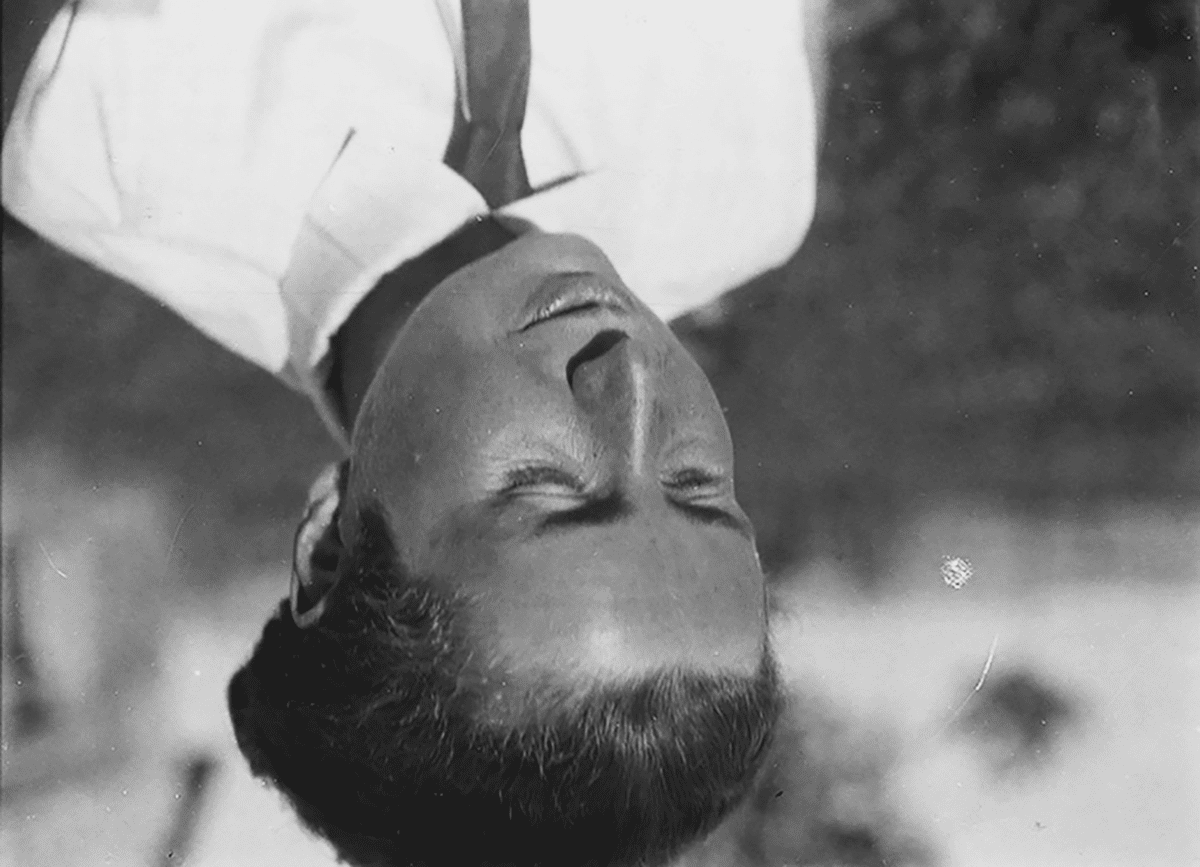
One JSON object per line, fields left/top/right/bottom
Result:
{"left": 2, "top": 0, "right": 818, "bottom": 445}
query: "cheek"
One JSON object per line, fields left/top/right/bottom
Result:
{"left": 372, "top": 344, "right": 498, "bottom": 447}
{"left": 659, "top": 384, "right": 737, "bottom": 463}
{"left": 662, "top": 348, "right": 729, "bottom": 423}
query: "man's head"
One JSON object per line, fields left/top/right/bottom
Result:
{"left": 229, "top": 230, "right": 781, "bottom": 866}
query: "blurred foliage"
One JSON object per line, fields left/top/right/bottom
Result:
{"left": 1, "top": 221, "right": 338, "bottom": 585}
{"left": 680, "top": 0, "right": 1199, "bottom": 576}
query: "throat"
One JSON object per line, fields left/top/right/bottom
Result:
{"left": 328, "top": 216, "right": 519, "bottom": 428}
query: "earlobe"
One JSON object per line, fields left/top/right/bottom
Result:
{"left": 290, "top": 461, "right": 349, "bottom": 628}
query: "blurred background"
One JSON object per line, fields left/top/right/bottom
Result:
{"left": 2, "top": 0, "right": 1197, "bottom": 865}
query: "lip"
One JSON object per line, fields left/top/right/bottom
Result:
{"left": 517, "top": 271, "right": 633, "bottom": 332}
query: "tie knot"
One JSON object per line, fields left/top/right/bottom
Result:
{"left": 444, "top": 0, "right": 533, "bottom": 209}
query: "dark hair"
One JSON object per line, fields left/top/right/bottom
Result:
{"left": 228, "top": 504, "right": 782, "bottom": 867}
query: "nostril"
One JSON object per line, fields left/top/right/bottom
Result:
{"left": 566, "top": 329, "right": 627, "bottom": 386}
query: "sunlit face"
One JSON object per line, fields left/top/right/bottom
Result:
{"left": 346, "top": 232, "right": 766, "bottom": 701}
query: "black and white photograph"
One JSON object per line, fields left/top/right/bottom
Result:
{"left": 1, "top": 1, "right": 1197, "bottom": 865}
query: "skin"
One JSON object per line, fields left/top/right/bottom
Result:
{"left": 341, "top": 231, "right": 767, "bottom": 700}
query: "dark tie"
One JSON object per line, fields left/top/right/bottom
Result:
{"left": 443, "top": 0, "right": 534, "bottom": 209}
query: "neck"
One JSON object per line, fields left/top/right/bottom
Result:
{"left": 329, "top": 216, "right": 519, "bottom": 428}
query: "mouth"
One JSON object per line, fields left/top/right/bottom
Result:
{"left": 518, "top": 272, "right": 633, "bottom": 332}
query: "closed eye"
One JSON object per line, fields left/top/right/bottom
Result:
{"left": 662, "top": 467, "right": 728, "bottom": 495}
{"left": 498, "top": 466, "right": 754, "bottom": 541}
{"left": 662, "top": 468, "right": 747, "bottom": 536}
{"left": 499, "top": 465, "right": 587, "bottom": 496}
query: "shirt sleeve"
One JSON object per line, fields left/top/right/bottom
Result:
{"left": 2, "top": 5, "right": 295, "bottom": 373}
{"left": 1, "top": 0, "right": 487, "bottom": 449}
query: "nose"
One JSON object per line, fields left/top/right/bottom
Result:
{"left": 568, "top": 330, "right": 656, "bottom": 475}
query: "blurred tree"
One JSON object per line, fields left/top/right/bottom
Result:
{"left": 2, "top": 218, "right": 338, "bottom": 587}
{"left": 680, "top": 0, "right": 1199, "bottom": 579}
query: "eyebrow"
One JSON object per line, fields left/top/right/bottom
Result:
{"left": 531, "top": 489, "right": 754, "bottom": 541}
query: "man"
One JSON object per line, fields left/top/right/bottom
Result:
{"left": 2, "top": 1, "right": 827, "bottom": 864}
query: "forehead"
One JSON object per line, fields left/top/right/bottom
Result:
{"left": 422, "top": 500, "right": 766, "bottom": 688}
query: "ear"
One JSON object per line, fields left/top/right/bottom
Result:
{"left": 290, "top": 461, "right": 348, "bottom": 629}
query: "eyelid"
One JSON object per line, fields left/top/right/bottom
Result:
{"left": 500, "top": 464, "right": 587, "bottom": 494}
{"left": 662, "top": 467, "right": 728, "bottom": 491}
